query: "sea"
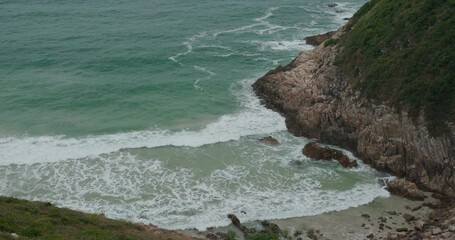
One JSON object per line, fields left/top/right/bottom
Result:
{"left": 0, "top": 0, "right": 389, "bottom": 230}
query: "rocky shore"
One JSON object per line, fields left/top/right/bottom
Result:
{"left": 252, "top": 33, "right": 455, "bottom": 197}
{"left": 252, "top": 27, "right": 455, "bottom": 239}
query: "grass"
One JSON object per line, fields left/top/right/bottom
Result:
{"left": 247, "top": 232, "right": 279, "bottom": 240}
{"left": 0, "top": 196, "right": 192, "bottom": 240}
{"left": 336, "top": 0, "right": 455, "bottom": 136}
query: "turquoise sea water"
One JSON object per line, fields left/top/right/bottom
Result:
{"left": 0, "top": 0, "right": 388, "bottom": 230}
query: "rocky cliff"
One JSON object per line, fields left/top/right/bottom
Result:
{"left": 253, "top": 40, "right": 455, "bottom": 196}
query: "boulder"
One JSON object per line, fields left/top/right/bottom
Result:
{"left": 258, "top": 136, "right": 279, "bottom": 145}
{"left": 327, "top": 3, "right": 338, "bottom": 8}
{"left": 303, "top": 142, "right": 358, "bottom": 168}
{"left": 338, "top": 155, "right": 358, "bottom": 168}
{"left": 387, "top": 179, "right": 426, "bottom": 201}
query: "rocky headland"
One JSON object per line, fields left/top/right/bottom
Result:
{"left": 253, "top": 30, "right": 455, "bottom": 198}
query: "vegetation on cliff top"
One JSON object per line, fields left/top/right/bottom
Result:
{"left": 336, "top": 0, "right": 455, "bottom": 136}
{"left": 0, "top": 196, "right": 191, "bottom": 240}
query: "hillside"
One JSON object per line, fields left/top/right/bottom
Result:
{"left": 0, "top": 196, "right": 193, "bottom": 240}
{"left": 336, "top": 0, "right": 455, "bottom": 136}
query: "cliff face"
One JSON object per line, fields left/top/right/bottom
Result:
{"left": 253, "top": 44, "right": 455, "bottom": 196}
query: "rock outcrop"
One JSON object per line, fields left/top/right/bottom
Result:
{"left": 387, "top": 179, "right": 426, "bottom": 201}
{"left": 304, "top": 31, "right": 336, "bottom": 46}
{"left": 253, "top": 36, "right": 455, "bottom": 196}
{"left": 303, "top": 142, "right": 358, "bottom": 168}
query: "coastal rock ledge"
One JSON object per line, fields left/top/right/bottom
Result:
{"left": 253, "top": 42, "right": 455, "bottom": 196}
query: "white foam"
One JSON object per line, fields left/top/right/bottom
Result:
{"left": 213, "top": 6, "right": 292, "bottom": 37}
{"left": 193, "top": 65, "right": 216, "bottom": 90}
{"left": 168, "top": 32, "right": 207, "bottom": 65}
{"left": 0, "top": 149, "right": 389, "bottom": 231}
{"left": 0, "top": 78, "right": 286, "bottom": 165}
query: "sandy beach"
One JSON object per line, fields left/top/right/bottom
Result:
{"left": 183, "top": 192, "right": 437, "bottom": 240}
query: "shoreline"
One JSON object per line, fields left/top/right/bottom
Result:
{"left": 181, "top": 192, "right": 441, "bottom": 240}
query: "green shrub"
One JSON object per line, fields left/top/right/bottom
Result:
{"left": 336, "top": 0, "right": 455, "bottom": 136}
{"left": 324, "top": 38, "right": 339, "bottom": 47}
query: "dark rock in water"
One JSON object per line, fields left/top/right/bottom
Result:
{"left": 258, "top": 136, "right": 279, "bottom": 145}
{"left": 397, "top": 227, "right": 408, "bottom": 232}
{"left": 366, "top": 233, "right": 374, "bottom": 238}
{"left": 304, "top": 31, "right": 336, "bottom": 46}
{"left": 327, "top": 3, "right": 338, "bottom": 8}
{"left": 387, "top": 179, "right": 426, "bottom": 201}
{"left": 337, "top": 154, "right": 358, "bottom": 168}
{"left": 361, "top": 214, "right": 371, "bottom": 219}
{"left": 343, "top": 17, "right": 351, "bottom": 21}
{"left": 303, "top": 142, "right": 358, "bottom": 168}
{"left": 335, "top": 10, "right": 344, "bottom": 13}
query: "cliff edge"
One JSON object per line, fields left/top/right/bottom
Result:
{"left": 253, "top": 0, "right": 455, "bottom": 196}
